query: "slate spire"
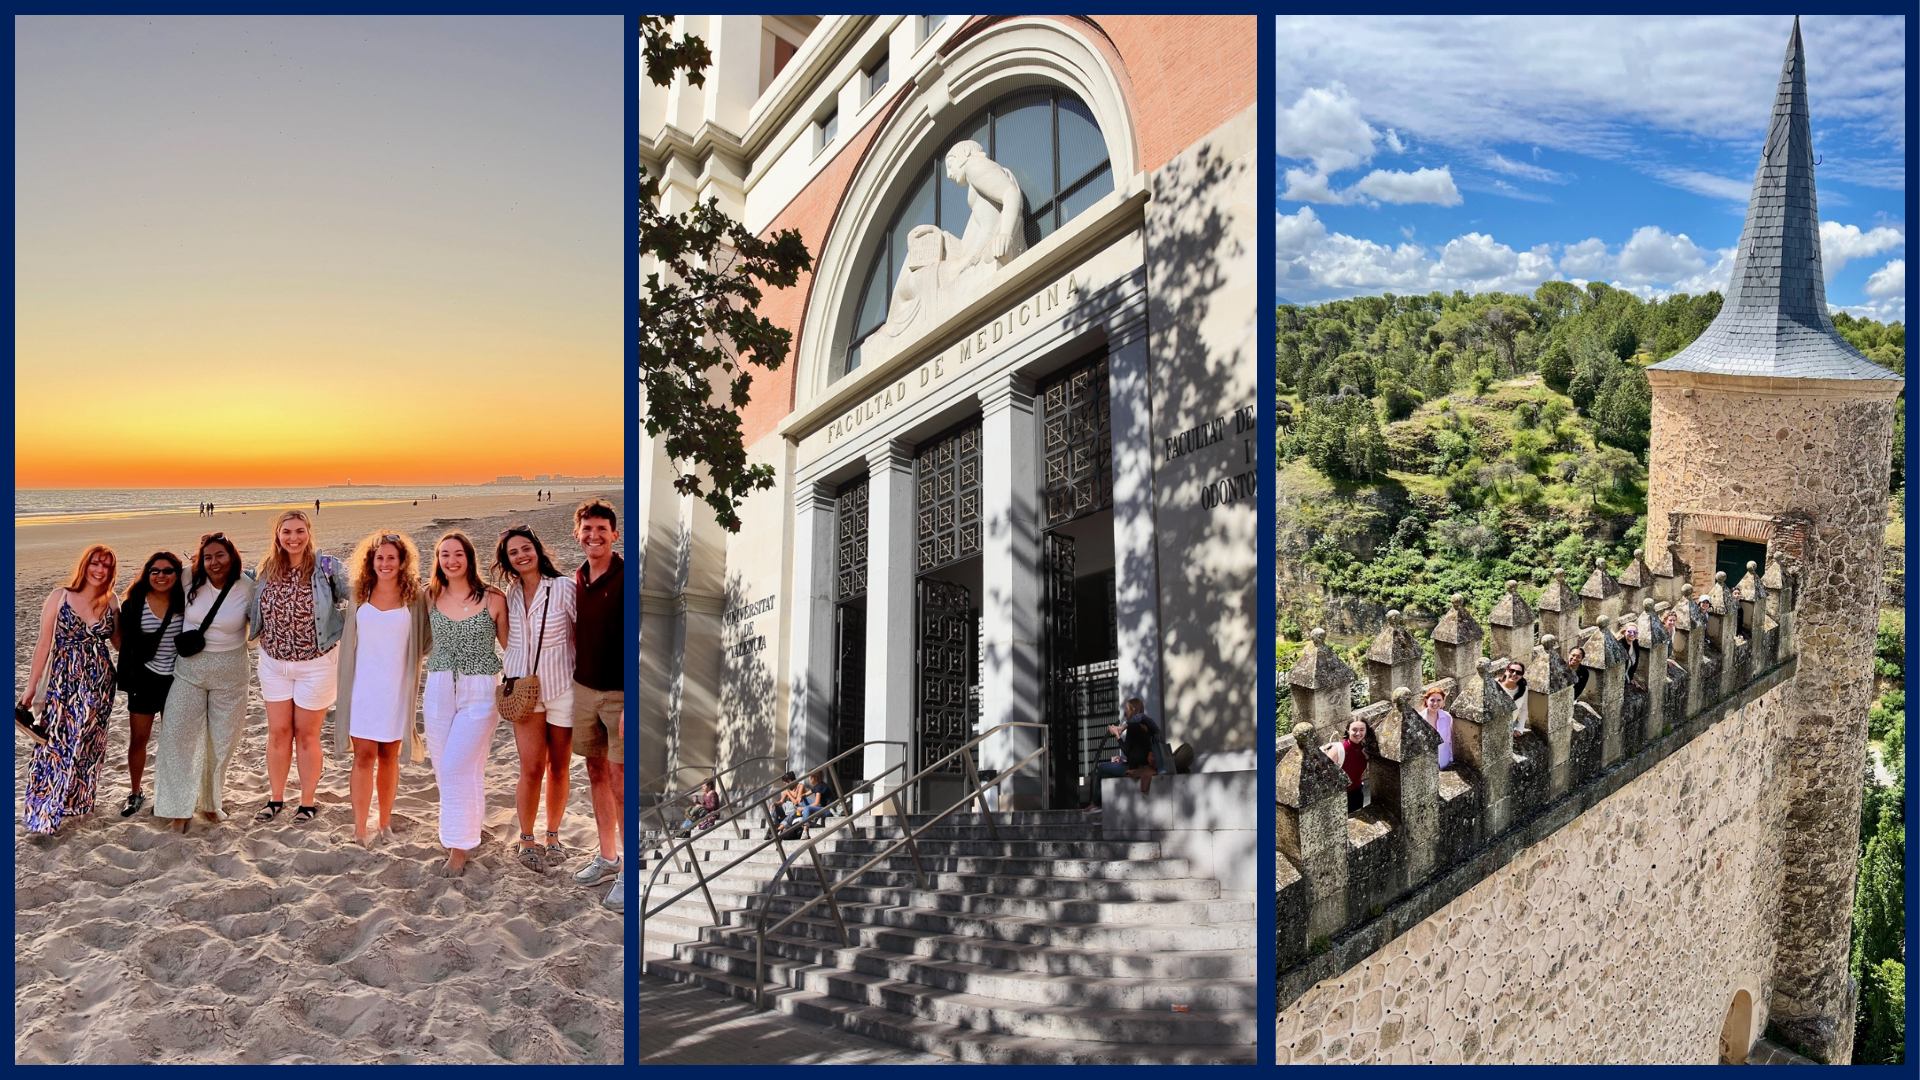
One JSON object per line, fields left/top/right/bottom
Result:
{"left": 1650, "top": 17, "right": 1899, "bottom": 382}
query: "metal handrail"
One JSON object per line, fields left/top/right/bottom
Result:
{"left": 750, "top": 721, "right": 1050, "bottom": 1008}
{"left": 644, "top": 755, "right": 786, "bottom": 845}
{"left": 639, "top": 739, "right": 908, "bottom": 962}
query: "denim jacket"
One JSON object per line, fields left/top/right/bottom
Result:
{"left": 247, "top": 554, "right": 350, "bottom": 654}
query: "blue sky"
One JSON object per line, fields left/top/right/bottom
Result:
{"left": 1273, "top": 15, "right": 1907, "bottom": 322}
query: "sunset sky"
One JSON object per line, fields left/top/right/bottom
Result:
{"left": 15, "top": 15, "right": 623, "bottom": 488}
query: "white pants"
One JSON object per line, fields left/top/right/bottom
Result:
{"left": 423, "top": 671, "right": 500, "bottom": 850}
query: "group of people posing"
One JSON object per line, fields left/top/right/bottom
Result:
{"left": 1324, "top": 618, "right": 1669, "bottom": 812}
{"left": 17, "top": 500, "right": 628, "bottom": 906}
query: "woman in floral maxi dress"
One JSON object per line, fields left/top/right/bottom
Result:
{"left": 20, "top": 544, "right": 120, "bottom": 834}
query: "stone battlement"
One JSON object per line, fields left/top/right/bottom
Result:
{"left": 1276, "top": 551, "right": 1800, "bottom": 1006}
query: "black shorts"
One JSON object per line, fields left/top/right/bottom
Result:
{"left": 122, "top": 668, "right": 174, "bottom": 716}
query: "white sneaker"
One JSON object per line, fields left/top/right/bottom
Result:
{"left": 572, "top": 854, "right": 620, "bottom": 886}
{"left": 602, "top": 869, "right": 624, "bottom": 911}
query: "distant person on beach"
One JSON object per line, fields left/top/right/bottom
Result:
{"left": 248, "top": 509, "right": 349, "bottom": 825}
{"left": 568, "top": 500, "right": 625, "bottom": 906}
{"left": 333, "top": 531, "right": 431, "bottom": 848}
{"left": 153, "top": 532, "right": 253, "bottom": 832}
{"left": 114, "top": 551, "right": 186, "bottom": 817}
{"left": 422, "top": 531, "right": 506, "bottom": 876}
{"left": 492, "top": 524, "right": 578, "bottom": 874}
{"left": 18, "top": 545, "right": 119, "bottom": 835}
{"left": 314, "top": 499, "right": 321, "bottom": 514}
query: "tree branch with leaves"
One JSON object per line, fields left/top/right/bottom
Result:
{"left": 639, "top": 16, "right": 814, "bottom": 533}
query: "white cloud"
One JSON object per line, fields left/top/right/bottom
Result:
{"left": 1272, "top": 15, "right": 1906, "bottom": 193}
{"left": 1352, "top": 167, "right": 1463, "bottom": 206}
{"left": 1848, "top": 258, "right": 1907, "bottom": 322}
{"left": 1820, "top": 222, "right": 1904, "bottom": 274}
{"left": 1484, "top": 152, "right": 1563, "bottom": 183}
{"left": 1276, "top": 208, "right": 1559, "bottom": 299}
{"left": 1615, "top": 226, "right": 1713, "bottom": 284}
{"left": 1281, "top": 166, "right": 1345, "bottom": 205}
{"left": 1275, "top": 84, "right": 1380, "bottom": 175}
{"left": 1560, "top": 237, "right": 1613, "bottom": 278}
{"left": 1655, "top": 168, "right": 1754, "bottom": 202}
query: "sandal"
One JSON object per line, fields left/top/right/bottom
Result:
{"left": 120, "top": 792, "right": 146, "bottom": 818}
{"left": 294, "top": 805, "right": 319, "bottom": 823}
{"left": 254, "top": 800, "right": 286, "bottom": 823}
{"left": 518, "top": 834, "right": 546, "bottom": 873}
{"left": 542, "top": 831, "right": 568, "bottom": 867}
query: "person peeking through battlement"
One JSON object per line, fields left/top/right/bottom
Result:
{"left": 1498, "top": 661, "right": 1529, "bottom": 734}
{"left": 1619, "top": 625, "right": 1644, "bottom": 689}
{"left": 1419, "top": 688, "right": 1455, "bottom": 770}
{"left": 1567, "top": 645, "right": 1589, "bottom": 700}
{"left": 1321, "top": 717, "right": 1372, "bottom": 812}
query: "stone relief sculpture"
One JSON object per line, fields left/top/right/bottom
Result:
{"left": 879, "top": 140, "right": 1027, "bottom": 344}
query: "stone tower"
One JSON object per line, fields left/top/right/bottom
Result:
{"left": 1644, "top": 19, "right": 1902, "bottom": 1063}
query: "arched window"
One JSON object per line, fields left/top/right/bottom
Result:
{"left": 841, "top": 87, "right": 1113, "bottom": 379}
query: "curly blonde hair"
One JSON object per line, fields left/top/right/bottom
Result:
{"left": 349, "top": 529, "right": 422, "bottom": 606}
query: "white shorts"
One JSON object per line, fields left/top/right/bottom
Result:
{"left": 258, "top": 649, "right": 340, "bottom": 711}
{"left": 535, "top": 682, "right": 576, "bottom": 729}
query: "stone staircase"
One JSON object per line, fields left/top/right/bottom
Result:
{"left": 640, "top": 810, "right": 1257, "bottom": 1064}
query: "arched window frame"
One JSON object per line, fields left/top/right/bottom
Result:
{"left": 792, "top": 18, "right": 1140, "bottom": 412}
{"left": 837, "top": 86, "right": 1116, "bottom": 381}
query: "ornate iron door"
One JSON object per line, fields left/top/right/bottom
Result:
{"left": 1043, "top": 531, "right": 1080, "bottom": 803}
{"left": 830, "top": 604, "right": 866, "bottom": 792}
{"left": 915, "top": 425, "right": 982, "bottom": 574}
{"left": 1041, "top": 355, "right": 1113, "bottom": 528}
{"left": 916, "top": 579, "right": 974, "bottom": 779}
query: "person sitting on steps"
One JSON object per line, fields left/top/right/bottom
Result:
{"left": 1084, "top": 697, "right": 1157, "bottom": 813}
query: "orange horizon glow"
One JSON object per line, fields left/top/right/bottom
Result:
{"left": 14, "top": 16, "right": 623, "bottom": 490}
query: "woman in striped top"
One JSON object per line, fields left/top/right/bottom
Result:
{"left": 492, "top": 524, "right": 578, "bottom": 872}
{"left": 114, "top": 552, "right": 187, "bottom": 817}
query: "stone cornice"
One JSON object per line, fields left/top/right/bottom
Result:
{"left": 1648, "top": 368, "right": 1903, "bottom": 398}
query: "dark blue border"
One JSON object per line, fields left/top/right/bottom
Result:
{"left": 1902, "top": 11, "right": 1917, "bottom": 1069}
{"left": 1256, "top": 11, "right": 1279, "bottom": 1069}
{"left": 624, "top": 12, "right": 642, "bottom": 1067}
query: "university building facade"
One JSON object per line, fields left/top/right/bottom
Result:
{"left": 640, "top": 15, "right": 1258, "bottom": 823}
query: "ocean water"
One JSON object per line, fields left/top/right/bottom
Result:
{"left": 14, "top": 484, "right": 581, "bottom": 525}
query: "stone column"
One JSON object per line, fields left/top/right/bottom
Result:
{"left": 1370, "top": 688, "right": 1441, "bottom": 888}
{"left": 1582, "top": 616, "right": 1627, "bottom": 767}
{"left": 786, "top": 479, "right": 840, "bottom": 775}
{"left": 979, "top": 376, "right": 1044, "bottom": 809}
{"left": 1276, "top": 722, "right": 1351, "bottom": 940}
{"left": 1366, "top": 610, "right": 1422, "bottom": 706}
{"left": 1288, "top": 628, "right": 1355, "bottom": 733}
{"left": 1537, "top": 568, "right": 1580, "bottom": 650}
{"left": 1527, "top": 635, "right": 1576, "bottom": 798}
{"left": 1617, "top": 549, "right": 1654, "bottom": 615}
{"left": 1449, "top": 658, "right": 1516, "bottom": 836}
{"left": 1579, "top": 556, "right": 1623, "bottom": 625}
{"left": 1639, "top": 599, "right": 1672, "bottom": 744}
{"left": 1431, "top": 594, "right": 1484, "bottom": 685}
{"left": 1763, "top": 562, "right": 1795, "bottom": 658}
{"left": 1705, "top": 570, "right": 1739, "bottom": 703}
{"left": 1737, "top": 560, "right": 1773, "bottom": 669}
{"left": 1676, "top": 585, "right": 1707, "bottom": 719}
{"left": 1487, "top": 580, "right": 1535, "bottom": 673}
{"left": 863, "top": 441, "right": 917, "bottom": 808}
{"left": 1107, "top": 319, "right": 1166, "bottom": 724}
{"left": 1649, "top": 541, "right": 1690, "bottom": 606}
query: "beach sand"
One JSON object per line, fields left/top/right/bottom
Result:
{"left": 14, "top": 490, "right": 625, "bottom": 1064}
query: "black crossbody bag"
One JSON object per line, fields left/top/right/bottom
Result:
{"left": 176, "top": 579, "right": 237, "bottom": 658}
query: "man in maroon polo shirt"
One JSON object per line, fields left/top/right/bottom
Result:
{"left": 566, "top": 499, "right": 625, "bottom": 910}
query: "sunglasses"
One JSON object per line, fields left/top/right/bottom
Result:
{"left": 149, "top": 567, "right": 180, "bottom": 577}
{"left": 200, "top": 532, "right": 227, "bottom": 543}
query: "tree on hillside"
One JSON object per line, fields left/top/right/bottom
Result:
{"left": 1592, "top": 365, "right": 1652, "bottom": 456}
{"left": 1483, "top": 304, "right": 1533, "bottom": 374}
{"left": 640, "top": 17, "right": 814, "bottom": 532}
{"left": 1850, "top": 801, "right": 1906, "bottom": 1064}
{"left": 1560, "top": 446, "right": 1639, "bottom": 509}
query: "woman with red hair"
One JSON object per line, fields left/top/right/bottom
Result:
{"left": 18, "top": 544, "right": 121, "bottom": 834}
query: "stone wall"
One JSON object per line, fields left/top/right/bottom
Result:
{"left": 1275, "top": 684, "right": 1787, "bottom": 1064}
{"left": 1646, "top": 371, "right": 1899, "bottom": 1061}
